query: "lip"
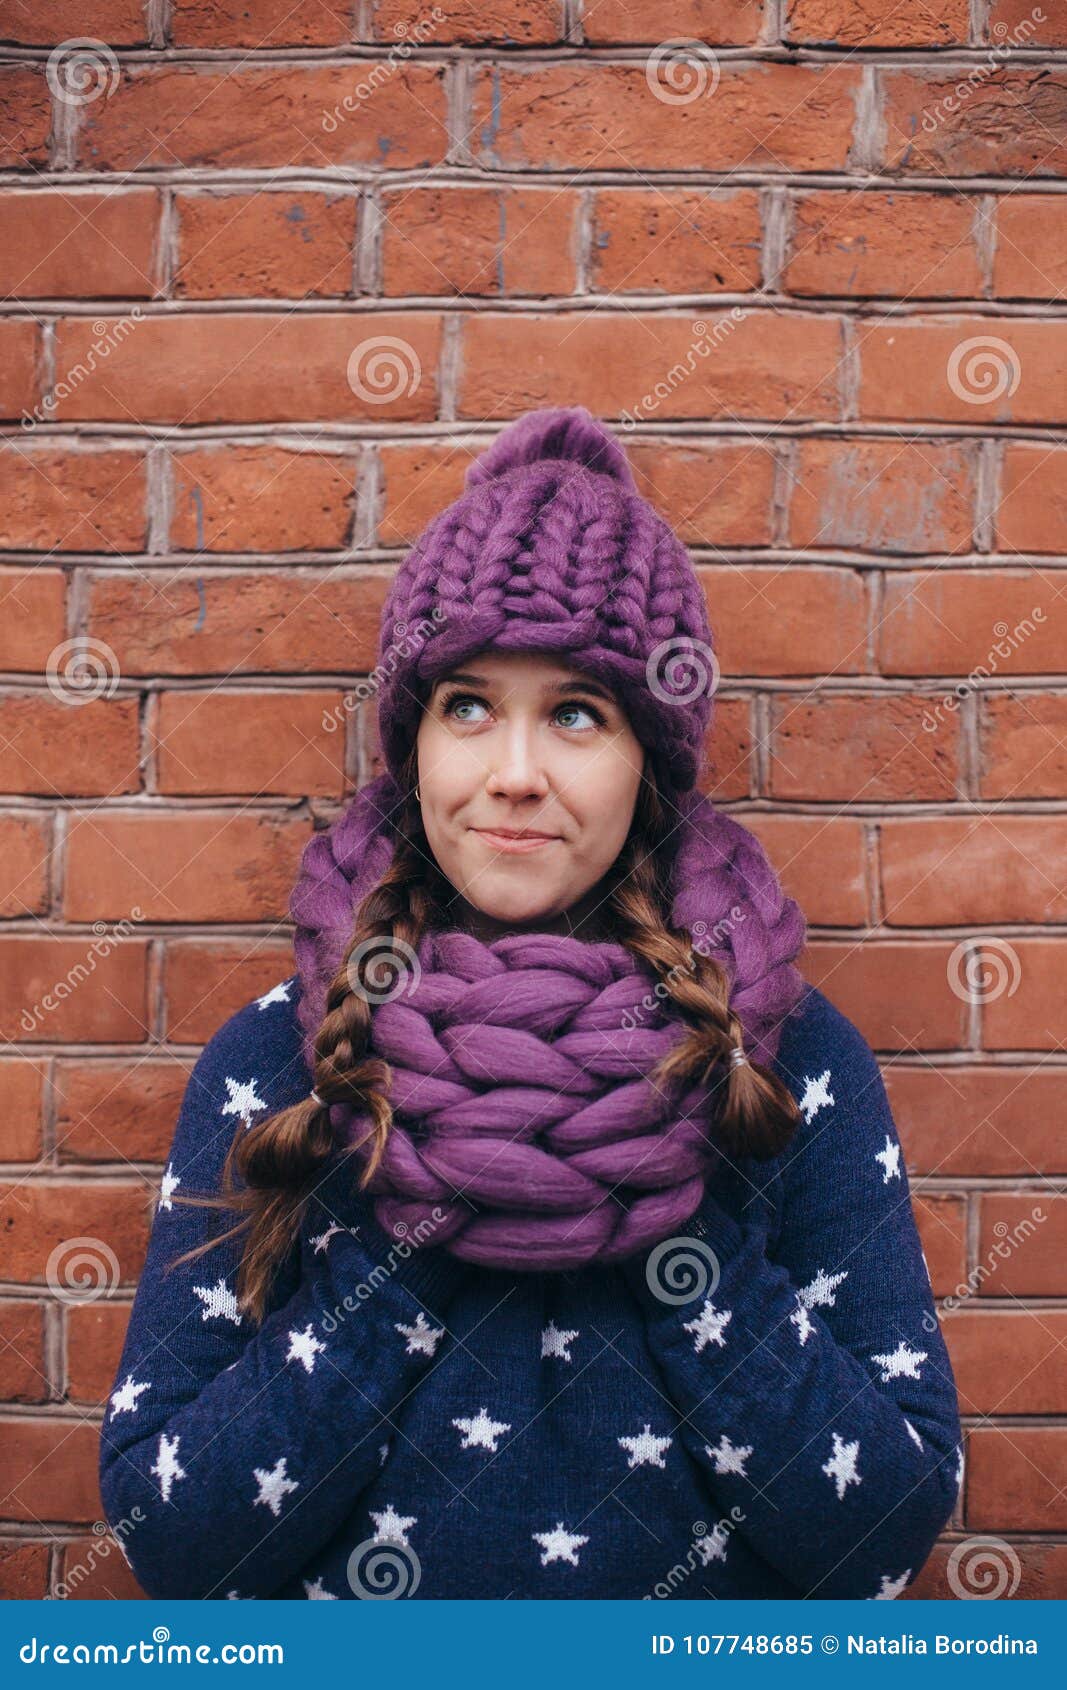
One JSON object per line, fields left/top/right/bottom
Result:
{"left": 472, "top": 828, "right": 560, "bottom": 853}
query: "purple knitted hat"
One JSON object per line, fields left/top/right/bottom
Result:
{"left": 374, "top": 406, "right": 718, "bottom": 802}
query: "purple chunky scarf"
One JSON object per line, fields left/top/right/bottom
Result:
{"left": 290, "top": 772, "right": 807, "bottom": 1271}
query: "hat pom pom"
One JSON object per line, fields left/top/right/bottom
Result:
{"left": 465, "top": 405, "right": 637, "bottom": 493}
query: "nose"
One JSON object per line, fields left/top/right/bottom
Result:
{"left": 483, "top": 717, "right": 550, "bottom": 800}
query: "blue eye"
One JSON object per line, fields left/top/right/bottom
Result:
{"left": 438, "top": 690, "right": 607, "bottom": 730}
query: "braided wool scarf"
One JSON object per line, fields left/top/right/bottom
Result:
{"left": 290, "top": 772, "right": 808, "bottom": 1271}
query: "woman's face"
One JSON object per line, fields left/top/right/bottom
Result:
{"left": 414, "top": 650, "right": 647, "bottom": 940}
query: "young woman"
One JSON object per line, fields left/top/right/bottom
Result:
{"left": 99, "top": 407, "right": 963, "bottom": 1601}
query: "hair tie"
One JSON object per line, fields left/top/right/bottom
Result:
{"left": 310, "top": 1088, "right": 326, "bottom": 1106}
{"left": 728, "top": 1047, "right": 749, "bottom": 1071}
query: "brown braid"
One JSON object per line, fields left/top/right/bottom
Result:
{"left": 165, "top": 754, "right": 800, "bottom": 1324}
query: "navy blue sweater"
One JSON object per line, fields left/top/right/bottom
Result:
{"left": 98, "top": 976, "right": 962, "bottom": 1601}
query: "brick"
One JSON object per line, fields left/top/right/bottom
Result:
{"left": 172, "top": 0, "right": 353, "bottom": 44}
{"left": 914, "top": 1193, "right": 967, "bottom": 1296}
{"left": 583, "top": 1, "right": 766, "bottom": 43}
{"left": 787, "top": 438, "right": 977, "bottom": 555}
{"left": 163, "top": 940, "right": 296, "bottom": 1043}
{"left": 702, "top": 697, "right": 753, "bottom": 800}
{"left": 63, "top": 810, "right": 309, "bottom": 923}
{"left": 801, "top": 942, "right": 970, "bottom": 1050}
{"left": 0, "top": 447, "right": 148, "bottom": 552}
{"left": 0, "top": 813, "right": 49, "bottom": 917}
{"left": 785, "top": 190, "right": 981, "bottom": 297}
{"left": 174, "top": 191, "right": 357, "bottom": 299}
{"left": 0, "top": 319, "right": 39, "bottom": 420}
{"left": 996, "top": 443, "right": 1067, "bottom": 551}
{"left": 460, "top": 312, "right": 843, "bottom": 422}
{"left": 0, "top": 1542, "right": 49, "bottom": 1599}
{"left": 911, "top": 1538, "right": 1067, "bottom": 1600}
{"left": 740, "top": 814, "right": 868, "bottom": 925}
{"left": 52, "top": 313, "right": 441, "bottom": 424}
{"left": 980, "top": 691, "right": 1067, "bottom": 799}
{"left": 989, "top": 0, "right": 1067, "bottom": 45}
{"left": 55, "top": 1060, "right": 191, "bottom": 1165}
{"left": 882, "top": 817, "right": 1067, "bottom": 925}
{"left": 945, "top": 1310, "right": 1067, "bottom": 1416}
{"left": 1, "top": 1418, "right": 103, "bottom": 1523}
{"left": 995, "top": 194, "right": 1067, "bottom": 298}
{"left": 769, "top": 691, "right": 961, "bottom": 801}
{"left": 154, "top": 689, "right": 347, "bottom": 796}
{"left": 0, "top": 189, "right": 158, "bottom": 299}
{"left": 67, "top": 1302, "right": 130, "bottom": 1403}
{"left": 883, "top": 70, "right": 1067, "bottom": 179}
{"left": 0, "top": 938, "right": 149, "bottom": 1043}
{"left": 966, "top": 1428, "right": 1067, "bottom": 1532}
{"left": 470, "top": 63, "right": 860, "bottom": 173}
{"left": 859, "top": 318, "right": 1067, "bottom": 425}
{"left": 378, "top": 440, "right": 483, "bottom": 544}
{"left": 785, "top": 0, "right": 968, "bottom": 45}
{"left": 58, "top": 1532, "right": 148, "bottom": 1599}
{"left": 982, "top": 940, "right": 1067, "bottom": 1050}
{"left": 0, "top": 1059, "right": 47, "bottom": 1160}
{"left": 975, "top": 1194, "right": 1063, "bottom": 1296}
{"left": 0, "top": 1180, "right": 150, "bottom": 1286}
{"left": 590, "top": 188, "right": 762, "bottom": 294}
{"left": 170, "top": 446, "right": 356, "bottom": 552}
{"left": 0, "top": 1300, "right": 47, "bottom": 1402}
{"left": 87, "top": 567, "right": 389, "bottom": 676}
{"left": 0, "top": 693, "right": 141, "bottom": 797}
{"left": 382, "top": 186, "right": 579, "bottom": 297}
{"left": 0, "top": 570, "right": 66, "bottom": 671}
{"left": 77, "top": 64, "right": 448, "bottom": 171}
{"left": 0, "top": 67, "right": 50, "bottom": 167}
{"left": 373, "top": 0, "right": 566, "bottom": 40}
{"left": 700, "top": 565, "right": 867, "bottom": 676}
{"left": 0, "top": 0, "right": 147, "bottom": 40}
{"left": 879, "top": 571, "right": 1060, "bottom": 676}
{"left": 885, "top": 1064, "right": 1067, "bottom": 1176}
{"left": 624, "top": 440, "right": 776, "bottom": 547}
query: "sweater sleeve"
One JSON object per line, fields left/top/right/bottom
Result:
{"left": 621, "top": 990, "right": 963, "bottom": 1600}
{"left": 97, "top": 991, "right": 470, "bottom": 1600}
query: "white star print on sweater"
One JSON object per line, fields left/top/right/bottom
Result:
{"left": 303, "top": 1576, "right": 337, "bottom": 1599}
{"left": 159, "top": 1162, "right": 180, "bottom": 1210}
{"left": 797, "top": 1267, "right": 848, "bottom": 1309}
{"left": 705, "top": 1434, "right": 752, "bottom": 1477}
{"left": 285, "top": 1324, "right": 326, "bottom": 1374}
{"left": 695, "top": 1524, "right": 730, "bottom": 1565}
{"left": 541, "top": 1320, "right": 579, "bottom": 1360}
{"left": 533, "top": 1523, "right": 588, "bottom": 1567}
{"left": 309, "top": 1221, "right": 345, "bottom": 1254}
{"left": 798, "top": 1068, "right": 834, "bottom": 1124}
{"left": 369, "top": 1504, "right": 416, "bottom": 1549}
{"left": 109, "top": 1374, "right": 150, "bottom": 1416}
{"left": 256, "top": 981, "right": 291, "bottom": 1010}
{"left": 222, "top": 1075, "right": 268, "bottom": 1130}
{"left": 872, "top": 1568, "right": 911, "bottom": 1599}
{"left": 871, "top": 1341, "right": 928, "bottom": 1383}
{"left": 617, "top": 1424, "right": 672, "bottom": 1469}
{"left": 192, "top": 1275, "right": 243, "bottom": 1325}
{"left": 683, "top": 1296, "right": 732, "bottom": 1352}
{"left": 395, "top": 1312, "right": 445, "bottom": 1356}
{"left": 791, "top": 1298, "right": 815, "bottom": 1345}
{"left": 151, "top": 1432, "right": 186, "bottom": 1502}
{"left": 874, "top": 1135, "right": 902, "bottom": 1183}
{"left": 253, "top": 1456, "right": 298, "bottom": 1517}
{"left": 452, "top": 1407, "right": 511, "bottom": 1452}
{"left": 822, "top": 1432, "right": 862, "bottom": 1500}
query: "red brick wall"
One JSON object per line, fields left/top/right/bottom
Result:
{"left": 2, "top": 0, "right": 1065, "bottom": 1601}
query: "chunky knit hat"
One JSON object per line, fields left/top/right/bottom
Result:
{"left": 375, "top": 407, "right": 717, "bottom": 801}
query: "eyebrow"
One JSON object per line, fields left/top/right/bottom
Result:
{"left": 434, "top": 671, "right": 618, "bottom": 706}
